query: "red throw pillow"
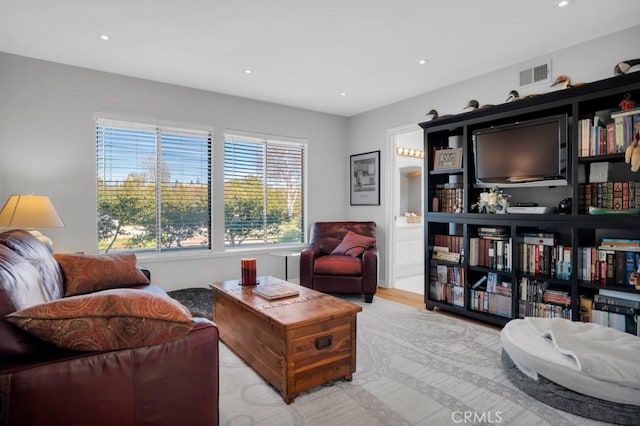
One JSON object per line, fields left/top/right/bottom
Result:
{"left": 54, "top": 253, "right": 150, "bottom": 297}
{"left": 331, "top": 230, "right": 376, "bottom": 257}
{"left": 6, "top": 289, "right": 195, "bottom": 351}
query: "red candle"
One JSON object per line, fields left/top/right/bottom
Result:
{"left": 241, "top": 258, "right": 257, "bottom": 285}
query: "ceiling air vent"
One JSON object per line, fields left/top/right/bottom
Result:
{"left": 519, "top": 62, "right": 551, "bottom": 87}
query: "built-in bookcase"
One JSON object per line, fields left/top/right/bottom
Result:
{"left": 420, "top": 72, "right": 640, "bottom": 331}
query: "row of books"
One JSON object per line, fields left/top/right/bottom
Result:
{"left": 429, "top": 281, "right": 464, "bottom": 307}
{"left": 519, "top": 243, "right": 572, "bottom": 280}
{"left": 433, "top": 183, "right": 463, "bottom": 213}
{"left": 589, "top": 293, "right": 639, "bottom": 336}
{"left": 518, "top": 277, "right": 572, "bottom": 319}
{"left": 470, "top": 290, "right": 512, "bottom": 318}
{"left": 433, "top": 234, "right": 463, "bottom": 256}
{"left": 468, "top": 237, "right": 512, "bottom": 271}
{"left": 435, "top": 264, "right": 464, "bottom": 286}
{"left": 429, "top": 262, "right": 464, "bottom": 307}
{"left": 577, "top": 107, "right": 640, "bottom": 158}
{"left": 578, "top": 181, "right": 640, "bottom": 213}
{"left": 470, "top": 272, "right": 512, "bottom": 318}
{"left": 577, "top": 245, "right": 638, "bottom": 286}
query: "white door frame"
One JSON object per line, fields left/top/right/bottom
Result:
{"left": 384, "top": 123, "right": 423, "bottom": 290}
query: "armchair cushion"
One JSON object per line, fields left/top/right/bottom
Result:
{"left": 6, "top": 288, "right": 195, "bottom": 351}
{"left": 314, "top": 255, "right": 363, "bottom": 275}
{"left": 330, "top": 230, "right": 376, "bottom": 257}
{"left": 55, "top": 253, "right": 150, "bottom": 297}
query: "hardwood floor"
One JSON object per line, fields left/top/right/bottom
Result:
{"left": 376, "top": 287, "right": 501, "bottom": 331}
{"left": 376, "top": 287, "right": 424, "bottom": 309}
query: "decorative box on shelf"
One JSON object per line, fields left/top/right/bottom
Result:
{"left": 407, "top": 215, "right": 422, "bottom": 224}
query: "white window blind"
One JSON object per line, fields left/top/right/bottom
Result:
{"left": 97, "top": 118, "right": 211, "bottom": 253}
{"left": 224, "top": 133, "right": 306, "bottom": 247}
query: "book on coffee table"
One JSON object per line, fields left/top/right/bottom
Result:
{"left": 253, "top": 281, "right": 300, "bottom": 300}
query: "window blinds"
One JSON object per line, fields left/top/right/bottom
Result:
{"left": 97, "top": 118, "right": 211, "bottom": 253}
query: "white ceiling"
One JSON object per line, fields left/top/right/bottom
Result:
{"left": 2, "top": 1, "right": 640, "bottom": 117}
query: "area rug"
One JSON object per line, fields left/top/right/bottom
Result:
{"left": 167, "top": 287, "right": 213, "bottom": 320}
{"left": 170, "top": 289, "right": 612, "bottom": 425}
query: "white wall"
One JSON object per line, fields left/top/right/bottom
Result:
{"left": 347, "top": 24, "right": 640, "bottom": 284}
{"left": 0, "top": 52, "right": 349, "bottom": 290}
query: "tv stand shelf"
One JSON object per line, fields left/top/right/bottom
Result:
{"left": 419, "top": 72, "right": 640, "bottom": 329}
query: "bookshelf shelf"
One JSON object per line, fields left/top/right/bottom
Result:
{"left": 420, "top": 72, "right": 640, "bottom": 332}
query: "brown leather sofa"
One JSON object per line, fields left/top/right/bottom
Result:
{"left": 0, "top": 229, "right": 219, "bottom": 426}
{"left": 300, "top": 221, "right": 378, "bottom": 302}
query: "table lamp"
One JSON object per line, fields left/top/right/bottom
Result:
{"left": 0, "top": 194, "right": 65, "bottom": 252}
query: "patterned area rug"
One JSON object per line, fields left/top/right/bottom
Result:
{"left": 169, "top": 290, "right": 612, "bottom": 425}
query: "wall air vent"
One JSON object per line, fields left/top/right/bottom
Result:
{"left": 519, "top": 61, "right": 551, "bottom": 87}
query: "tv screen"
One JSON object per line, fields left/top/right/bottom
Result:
{"left": 472, "top": 114, "right": 568, "bottom": 187}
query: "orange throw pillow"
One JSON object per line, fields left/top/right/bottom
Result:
{"left": 54, "top": 253, "right": 150, "bottom": 297}
{"left": 331, "top": 230, "right": 376, "bottom": 257}
{"left": 6, "top": 289, "right": 195, "bottom": 351}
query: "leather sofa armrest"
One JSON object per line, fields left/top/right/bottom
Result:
{"left": 362, "top": 247, "right": 378, "bottom": 295}
{"left": 300, "top": 245, "right": 323, "bottom": 288}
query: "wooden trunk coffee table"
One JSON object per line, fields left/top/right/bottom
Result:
{"left": 210, "top": 276, "right": 362, "bottom": 404}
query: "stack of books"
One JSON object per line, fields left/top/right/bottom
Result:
{"left": 591, "top": 292, "right": 639, "bottom": 336}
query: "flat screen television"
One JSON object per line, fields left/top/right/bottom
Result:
{"left": 472, "top": 114, "right": 568, "bottom": 188}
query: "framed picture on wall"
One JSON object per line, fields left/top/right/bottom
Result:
{"left": 350, "top": 150, "right": 380, "bottom": 206}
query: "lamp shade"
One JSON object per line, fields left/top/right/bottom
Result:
{"left": 0, "top": 194, "right": 65, "bottom": 228}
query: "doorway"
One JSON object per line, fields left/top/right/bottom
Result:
{"left": 386, "top": 127, "right": 424, "bottom": 295}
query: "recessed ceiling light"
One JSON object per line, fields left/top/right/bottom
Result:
{"left": 557, "top": 1, "right": 569, "bottom": 7}
{"left": 418, "top": 59, "right": 428, "bottom": 65}
{"left": 244, "top": 69, "right": 252, "bottom": 74}
{"left": 340, "top": 92, "right": 348, "bottom": 97}
{"left": 98, "top": 33, "right": 110, "bottom": 41}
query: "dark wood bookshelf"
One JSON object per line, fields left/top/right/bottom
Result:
{"left": 420, "top": 72, "right": 640, "bottom": 328}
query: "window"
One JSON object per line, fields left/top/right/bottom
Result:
{"left": 224, "top": 133, "right": 306, "bottom": 248}
{"left": 97, "top": 118, "right": 211, "bottom": 253}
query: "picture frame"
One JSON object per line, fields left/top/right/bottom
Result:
{"left": 350, "top": 150, "right": 380, "bottom": 206}
{"left": 433, "top": 148, "right": 463, "bottom": 171}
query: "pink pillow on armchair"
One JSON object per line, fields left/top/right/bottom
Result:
{"left": 331, "top": 230, "right": 376, "bottom": 257}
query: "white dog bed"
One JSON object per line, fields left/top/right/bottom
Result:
{"left": 501, "top": 317, "right": 640, "bottom": 424}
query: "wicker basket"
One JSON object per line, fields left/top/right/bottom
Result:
{"left": 406, "top": 216, "right": 422, "bottom": 224}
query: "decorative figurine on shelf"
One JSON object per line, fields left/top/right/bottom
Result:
{"left": 425, "top": 109, "right": 453, "bottom": 120}
{"left": 614, "top": 59, "right": 640, "bottom": 76}
{"left": 464, "top": 100, "right": 494, "bottom": 111}
{"left": 505, "top": 90, "right": 520, "bottom": 102}
{"left": 558, "top": 197, "right": 572, "bottom": 214}
{"left": 550, "top": 74, "right": 585, "bottom": 89}
{"left": 474, "top": 187, "right": 510, "bottom": 214}
{"left": 619, "top": 93, "right": 636, "bottom": 110}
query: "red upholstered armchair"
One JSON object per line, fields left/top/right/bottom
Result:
{"left": 300, "top": 221, "right": 378, "bottom": 303}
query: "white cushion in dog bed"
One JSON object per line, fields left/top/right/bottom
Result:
{"left": 501, "top": 318, "right": 640, "bottom": 406}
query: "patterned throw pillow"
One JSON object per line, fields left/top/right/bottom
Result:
{"left": 6, "top": 289, "right": 195, "bottom": 351}
{"left": 54, "top": 253, "right": 150, "bottom": 297}
{"left": 330, "top": 230, "right": 376, "bottom": 257}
